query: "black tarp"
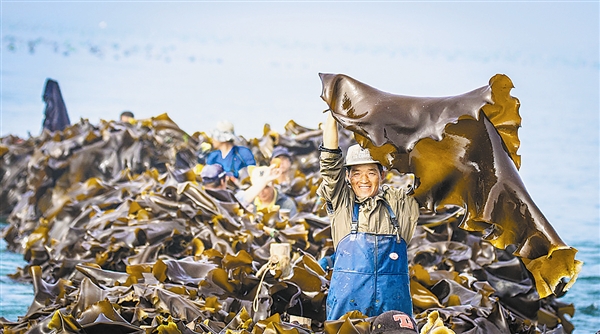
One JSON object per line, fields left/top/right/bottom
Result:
{"left": 42, "top": 78, "right": 71, "bottom": 132}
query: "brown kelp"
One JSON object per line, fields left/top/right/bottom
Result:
{"left": 319, "top": 73, "right": 581, "bottom": 300}
{"left": 0, "top": 94, "right": 576, "bottom": 333}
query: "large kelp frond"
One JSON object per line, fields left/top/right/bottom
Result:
{"left": 319, "top": 72, "right": 581, "bottom": 299}
{"left": 318, "top": 72, "right": 492, "bottom": 153}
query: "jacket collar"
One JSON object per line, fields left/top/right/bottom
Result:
{"left": 352, "top": 187, "right": 386, "bottom": 209}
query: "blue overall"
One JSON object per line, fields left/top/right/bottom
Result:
{"left": 326, "top": 201, "right": 412, "bottom": 320}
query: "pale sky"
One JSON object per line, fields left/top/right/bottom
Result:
{"left": 2, "top": 1, "right": 597, "bottom": 137}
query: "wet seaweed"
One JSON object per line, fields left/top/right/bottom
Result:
{"left": 0, "top": 99, "right": 575, "bottom": 333}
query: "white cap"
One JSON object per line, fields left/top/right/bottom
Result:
{"left": 344, "top": 144, "right": 379, "bottom": 166}
{"left": 210, "top": 120, "right": 237, "bottom": 142}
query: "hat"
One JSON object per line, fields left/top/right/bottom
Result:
{"left": 210, "top": 120, "right": 237, "bottom": 142}
{"left": 272, "top": 146, "right": 292, "bottom": 159}
{"left": 344, "top": 144, "right": 379, "bottom": 166}
{"left": 371, "top": 311, "right": 418, "bottom": 334}
{"left": 200, "top": 164, "right": 226, "bottom": 182}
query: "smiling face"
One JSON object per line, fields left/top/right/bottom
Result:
{"left": 257, "top": 184, "right": 275, "bottom": 203}
{"left": 347, "top": 163, "right": 384, "bottom": 199}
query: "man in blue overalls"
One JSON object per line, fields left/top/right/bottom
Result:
{"left": 318, "top": 112, "right": 420, "bottom": 321}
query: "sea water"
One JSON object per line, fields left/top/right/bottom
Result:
{"left": 1, "top": 8, "right": 598, "bottom": 331}
{"left": 0, "top": 233, "right": 32, "bottom": 320}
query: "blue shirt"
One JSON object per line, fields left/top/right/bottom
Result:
{"left": 206, "top": 146, "right": 256, "bottom": 178}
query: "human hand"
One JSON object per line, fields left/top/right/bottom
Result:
{"left": 250, "top": 165, "right": 281, "bottom": 186}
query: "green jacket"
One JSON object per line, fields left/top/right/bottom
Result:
{"left": 317, "top": 151, "right": 420, "bottom": 249}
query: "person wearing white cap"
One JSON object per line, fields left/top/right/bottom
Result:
{"left": 317, "top": 112, "right": 420, "bottom": 321}
{"left": 206, "top": 120, "right": 256, "bottom": 179}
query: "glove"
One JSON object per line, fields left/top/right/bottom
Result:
{"left": 318, "top": 253, "right": 335, "bottom": 271}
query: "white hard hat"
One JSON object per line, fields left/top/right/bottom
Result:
{"left": 344, "top": 144, "right": 380, "bottom": 166}
{"left": 210, "top": 120, "right": 237, "bottom": 142}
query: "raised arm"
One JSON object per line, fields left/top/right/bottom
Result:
{"left": 236, "top": 166, "right": 281, "bottom": 205}
{"left": 317, "top": 111, "right": 347, "bottom": 208}
{"left": 322, "top": 111, "right": 339, "bottom": 150}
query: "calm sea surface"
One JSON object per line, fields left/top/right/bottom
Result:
{"left": 1, "top": 12, "right": 598, "bottom": 331}
{"left": 0, "top": 231, "right": 32, "bottom": 321}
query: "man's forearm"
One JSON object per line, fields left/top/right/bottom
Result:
{"left": 323, "top": 111, "right": 339, "bottom": 150}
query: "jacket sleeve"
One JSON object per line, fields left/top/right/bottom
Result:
{"left": 387, "top": 186, "right": 420, "bottom": 243}
{"left": 316, "top": 151, "right": 348, "bottom": 211}
{"left": 403, "top": 196, "right": 420, "bottom": 243}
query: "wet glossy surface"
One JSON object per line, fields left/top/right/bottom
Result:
{"left": 320, "top": 73, "right": 581, "bottom": 300}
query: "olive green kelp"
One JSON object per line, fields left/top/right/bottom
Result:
{"left": 318, "top": 73, "right": 582, "bottom": 299}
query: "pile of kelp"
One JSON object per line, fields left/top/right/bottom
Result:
{"left": 0, "top": 113, "right": 575, "bottom": 333}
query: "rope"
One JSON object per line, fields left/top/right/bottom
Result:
{"left": 252, "top": 259, "right": 276, "bottom": 312}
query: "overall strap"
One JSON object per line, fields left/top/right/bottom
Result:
{"left": 351, "top": 202, "right": 360, "bottom": 233}
{"left": 380, "top": 199, "right": 401, "bottom": 242}
{"left": 351, "top": 199, "right": 401, "bottom": 241}
{"left": 380, "top": 200, "right": 399, "bottom": 229}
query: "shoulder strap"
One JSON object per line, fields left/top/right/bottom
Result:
{"left": 381, "top": 198, "right": 401, "bottom": 242}
{"left": 351, "top": 202, "right": 360, "bottom": 233}
{"left": 351, "top": 199, "right": 400, "bottom": 240}
{"left": 380, "top": 199, "right": 399, "bottom": 229}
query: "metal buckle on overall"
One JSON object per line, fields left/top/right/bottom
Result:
{"left": 351, "top": 202, "right": 360, "bottom": 234}
{"left": 381, "top": 199, "right": 401, "bottom": 242}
